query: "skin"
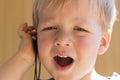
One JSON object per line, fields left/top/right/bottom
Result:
{"left": 0, "top": 0, "right": 111, "bottom": 80}
{"left": 37, "top": 0, "right": 110, "bottom": 80}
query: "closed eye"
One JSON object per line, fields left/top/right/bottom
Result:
{"left": 42, "top": 26, "right": 57, "bottom": 31}
{"left": 74, "top": 27, "right": 88, "bottom": 32}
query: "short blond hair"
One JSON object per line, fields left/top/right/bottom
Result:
{"left": 32, "top": 0, "right": 117, "bottom": 32}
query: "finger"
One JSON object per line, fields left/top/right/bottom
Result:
{"left": 24, "top": 26, "right": 37, "bottom": 40}
{"left": 24, "top": 26, "right": 35, "bottom": 33}
{"left": 18, "top": 23, "right": 28, "bottom": 38}
{"left": 18, "top": 23, "right": 37, "bottom": 39}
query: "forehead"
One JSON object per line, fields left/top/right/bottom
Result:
{"left": 38, "top": 0, "right": 98, "bottom": 23}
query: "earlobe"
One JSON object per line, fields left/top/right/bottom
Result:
{"left": 98, "top": 31, "right": 111, "bottom": 55}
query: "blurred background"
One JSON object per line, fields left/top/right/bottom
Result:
{"left": 0, "top": 0, "right": 120, "bottom": 80}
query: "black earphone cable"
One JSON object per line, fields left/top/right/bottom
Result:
{"left": 34, "top": 50, "right": 41, "bottom": 80}
{"left": 33, "top": 38, "right": 41, "bottom": 80}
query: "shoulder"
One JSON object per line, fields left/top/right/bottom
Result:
{"left": 107, "top": 72, "right": 120, "bottom": 80}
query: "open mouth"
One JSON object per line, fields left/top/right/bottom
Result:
{"left": 54, "top": 56, "right": 74, "bottom": 67}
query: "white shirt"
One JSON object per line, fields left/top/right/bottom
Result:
{"left": 107, "top": 72, "right": 120, "bottom": 80}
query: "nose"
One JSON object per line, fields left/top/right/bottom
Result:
{"left": 54, "top": 32, "right": 72, "bottom": 47}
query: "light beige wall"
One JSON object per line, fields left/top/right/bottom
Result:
{"left": 96, "top": 0, "right": 120, "bottom": 76}
{"left": 0, "top": 0, "right": 120, "bottom": 80}
{"left": 0, "top": 0, "right": 35, "bottom": 80}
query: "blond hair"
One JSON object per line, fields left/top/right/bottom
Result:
{"left": 32, "top": 0, "right": 117, "bottom": 32}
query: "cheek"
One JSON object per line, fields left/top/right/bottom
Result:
{"left": 37, "top": 33, "right": 53, "bottom": 49}
{"left": 37, "top": 35, "right": 52, "bottom": 57}
{"left": 75, "top": 37, "right": 101, "bottom": 58}
{"left": 38, "top": 38, "right": 48, "bottom": 53}
{"left": 37, "top": 31, "right": 56, "bottom": 57}
{"left": 75, "top": 37, "right": 100, "bottom": 70}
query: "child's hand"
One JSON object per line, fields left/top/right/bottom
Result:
{"left": 17, "top": 23, "right": 37, "bottom": 65}
{"left": 0, "top": 23, "right": 37, "bottom": 80}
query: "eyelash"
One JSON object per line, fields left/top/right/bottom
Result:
{"left": 74, "top": 27, "right": 88, "bottom": 32}
{"left": 42, "top": 26, "right": 88, "bottom": 32}
{"left": 42, "top": 26, "right": 57, "bottom": 31}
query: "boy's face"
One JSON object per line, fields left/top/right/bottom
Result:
{"left": 37, "top": 0, "right": 109, "bottom": 80}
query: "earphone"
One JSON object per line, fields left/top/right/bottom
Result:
{"left": 32, "top": 37, "right": 41, "bottom": 80}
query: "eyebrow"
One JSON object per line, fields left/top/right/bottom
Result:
{"left": 38, "top": 15, "right": 94, "bottom": 29}
{"left": 39, "top": 16, "right": 57, "bottom": 24}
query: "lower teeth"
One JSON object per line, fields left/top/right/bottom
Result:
{"left": 54, "top": 56, "right": 74, "bottom": 67}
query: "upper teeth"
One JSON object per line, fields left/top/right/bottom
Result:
{"left": 58, "top": 55, "right": 68, "bottom": 58}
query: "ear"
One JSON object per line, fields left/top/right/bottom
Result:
{"left": 98, "top": 31, "right": 111, "bottom": 55}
